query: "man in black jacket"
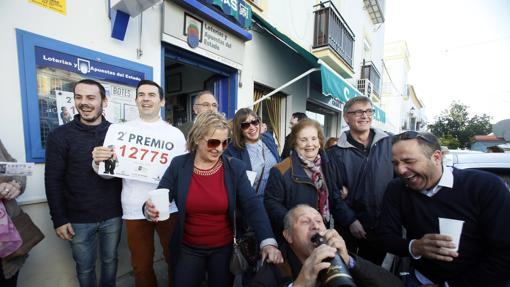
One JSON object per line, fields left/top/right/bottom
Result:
{"left": 249, "top": 205, "right": 403, "bottom": 287}
{"left": 280, "top": 112, "right": 307, "bottom": 160}
{"left": 45, "top": 79, "right": 122, "bottom": 287}
{"left": 328, "top": 96, "right": 393, "bottom": 264}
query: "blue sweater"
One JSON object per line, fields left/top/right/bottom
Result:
{"left": 45, "top": 115, "right": 122, "bottom": 228}
{"left": 378, "top": 168, "right": 510, "bottom": 286}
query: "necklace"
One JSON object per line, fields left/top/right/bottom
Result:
{"left": 193, "top": 160, "right": 222, "bottom": 176}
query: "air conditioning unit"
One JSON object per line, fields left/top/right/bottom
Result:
{"left": 357, "top": 79, "right": 373, "bottom": 97}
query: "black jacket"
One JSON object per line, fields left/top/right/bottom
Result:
{"left": 264, "top": 150, "right": 356, "bottom": 237}
{"left": 327, "top": 128, "right": 393, "bottom": 228}
{"left": 45, "top": 115, "right": 122, "bottom": 228}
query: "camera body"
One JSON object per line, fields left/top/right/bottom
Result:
{"left": 311, "top": 234, "right": 357, "bottom": 287}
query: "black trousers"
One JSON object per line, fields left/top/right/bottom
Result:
{"left": 173, "top": 243, "right": 233, "bottom": 287}
{"left": 0, "top": 265, "right": 19, "bottom": 287}
{"left": 339, "top": 225, "right": 387, "bottom": 265}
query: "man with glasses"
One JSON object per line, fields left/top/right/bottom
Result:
{"left": 378, "top": 131, "right": 510, "bottom": 286}
{"left": 328, "top": 96, "right": 393, "bottom": 265}
{"left": 178, "top": 90, "right": 218, "bottom": 138}
{"left": 91, "top": 80, "right": 186, "bottom": 287}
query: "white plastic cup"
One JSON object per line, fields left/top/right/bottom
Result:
{"left": 438, "top": 217, "right": 464, "bottom": 252}
{"left": 149, "top": 188, "right": 170, "bottom": 221}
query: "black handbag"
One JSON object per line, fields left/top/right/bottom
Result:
{"left": 229, "top": 207, "right": 249, "bottom": 274}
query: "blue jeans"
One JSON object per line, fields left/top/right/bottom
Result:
{"left": 70, "top": 217, "right": 122, "bottom": 287}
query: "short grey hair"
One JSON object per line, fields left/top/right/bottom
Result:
{"left": 283, "top": 204, "right": 315, "bottom": 232}
{"left": 343, "top": 96, "right": 372, "bottom": 114}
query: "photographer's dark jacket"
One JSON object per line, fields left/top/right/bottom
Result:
{"left": 45, "top": 115, "right": 122, "bottom": 228}
{"left": 264, "top": 150, "right": 356, "bottom": 237}
{"left": 248, "top": 244, "right": 403, "bottom": 287}
{"left": 327, "top": 128, "right": 393, "bottom": 228}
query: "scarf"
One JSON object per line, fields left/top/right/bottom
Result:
{"left": 297, "top": 153, "right": 331, "bottom": 223}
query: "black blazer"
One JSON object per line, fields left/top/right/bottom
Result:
{"left": 158, "top": 153, "right": 275, "bottom": 267}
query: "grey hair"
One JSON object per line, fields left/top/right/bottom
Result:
{"left": 283, "top": 204, "right": 315, "bottom": 232}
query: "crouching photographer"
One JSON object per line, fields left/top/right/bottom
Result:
{"left": 249, "top": 204, "right": 403, "bottom": 287}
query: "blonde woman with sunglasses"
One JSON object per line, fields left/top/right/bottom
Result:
{"left": 144, "top": 111, "right": 282, "bottom": 287}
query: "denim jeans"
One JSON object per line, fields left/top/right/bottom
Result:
{"left": 70, "top": 217, "right": 122, "bottom": 287}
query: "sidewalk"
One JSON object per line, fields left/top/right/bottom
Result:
{"left": 117, "top": 259, "right": 169, "bottom": 287}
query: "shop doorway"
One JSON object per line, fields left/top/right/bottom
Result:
{"left": 305, "top": 100, "right": 339, "bottom": 138}
{"left": 164, "top": 46, "right": 238, "bottom": 127}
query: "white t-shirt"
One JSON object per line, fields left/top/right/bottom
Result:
{"left": 121, "top": 118, "right": 186, "bottom": 219}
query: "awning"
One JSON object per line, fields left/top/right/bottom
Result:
{"left": 253, "top": 13, "right": 319, "bottom": 67}
{"left": 320, "top": 63, "right": 386, "bottom": 123}
{"left": 252, "top": 14, "right": 386, "bottom": 123}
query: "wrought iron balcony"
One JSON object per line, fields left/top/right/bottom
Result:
{"left": 361, "top": 61, "right": 381, "bottom": 95}
{"left": 313, "top": 1, "right": 355, "bottom": 68}
{"left": 363, "top": 0, "right": 385, "bottom": 24}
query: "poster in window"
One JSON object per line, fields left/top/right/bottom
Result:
{"left": 34, "top": 46, "right": 145, "bottom": 148}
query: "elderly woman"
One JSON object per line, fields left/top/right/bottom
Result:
{"left": 145, "top": 111, "right": 282, "bottom": 287}
{"left": 264, "top": 119, "right": 358, "bottom": 238}
{"left": 0, "top": 140, "right": 30, "bottom": 287}
{"left": 224, "top": 108, "right": 280, "bottom": 195}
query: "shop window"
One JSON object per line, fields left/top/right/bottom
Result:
{"left": 253, "top": 86, "right": 283, "bottom": 145}
{"left": 16, "top": 29, "right": 152, "bottom": 162}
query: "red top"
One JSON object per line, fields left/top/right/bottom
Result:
{"left": 183, "top": 161, "right": 233, "bottom": 247}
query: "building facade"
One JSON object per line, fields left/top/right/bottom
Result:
{"left": 1, "top": 0, "right": 389, "bottom": 285}
{"left": 382, "top": 40, "right": 426, "bottom": 133}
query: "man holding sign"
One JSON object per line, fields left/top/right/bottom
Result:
{"left": 92, "top": 80, "right": 186, "bottom": 287}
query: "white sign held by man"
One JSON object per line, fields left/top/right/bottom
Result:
{"left": 99, "top": 123, "right": 176, "bottom": 183}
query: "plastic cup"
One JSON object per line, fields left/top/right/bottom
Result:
{"left": 149, "top": 188, "right": 170, "bottom": 221}
{"left": 438, "top": 217, "right": 464, "bottom": 251}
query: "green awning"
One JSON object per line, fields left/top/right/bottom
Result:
{"left": 253, "top": 13, "right": 319, "bottom": 67}
{"left": 321, "top": 64, "right": 386, "bottom": 123}
{"left": 253, "top": 14, "right": 385, "bottom": 123}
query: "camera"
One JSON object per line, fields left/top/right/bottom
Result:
{"left": 311, "top": 233, "right": 356, "bottom": 287}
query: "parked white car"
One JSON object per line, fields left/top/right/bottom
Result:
{"left": 444, "top": 153, "right": 510, "bottom": 190}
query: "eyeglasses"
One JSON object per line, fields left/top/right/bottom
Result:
{"left": 240, "top": 119, "right": 260, "bottom": 130}
{"left": 206, "top": 138, "right": 228, "bottom": 149}
{"left": 194, "top": 103, "right": 218, "bottom": 109}
{"left": 347, "top": 109, "right": 375, "bottom": 117}
{"left": 392, "top": 131, "right": 437, "bottom": 146}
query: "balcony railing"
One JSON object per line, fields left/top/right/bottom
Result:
{"left": 363, "top": 0, "right": 385, "bottom": 24}
{"left": 361, "top": 61, "right": 381, "bottom": 95}
{"left": 313, "top": 1, "right": 355, "bottom": 68}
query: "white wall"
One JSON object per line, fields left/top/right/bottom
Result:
{"left": 0, "top": 1, "right": 164, "bottom": 285}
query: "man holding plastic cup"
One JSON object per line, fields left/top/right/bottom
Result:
{"left": 92, "top": 80, "right": 186, "bottom": 287}
{"left": 378, "top": 131, "right": 510, "bottom": 287}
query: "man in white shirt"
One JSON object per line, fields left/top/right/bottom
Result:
{"left": 92, "top": 80, "right": 186, "bottom": 287}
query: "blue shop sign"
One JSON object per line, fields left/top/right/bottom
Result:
{"left": 202, "top": 0, "right": 252, "bottom": 29}
{"left": 35, "top": 46, "right": 144, "bottom": 86}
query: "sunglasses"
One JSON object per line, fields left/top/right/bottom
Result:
{"left": 392, "top": 131, "right": 437, "bottom": 146}
{"left": 206, "top": 138, "right": 228, "bottom": 149}
{"left": 240, "top": 119, "right": 260, "bottom": 130}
